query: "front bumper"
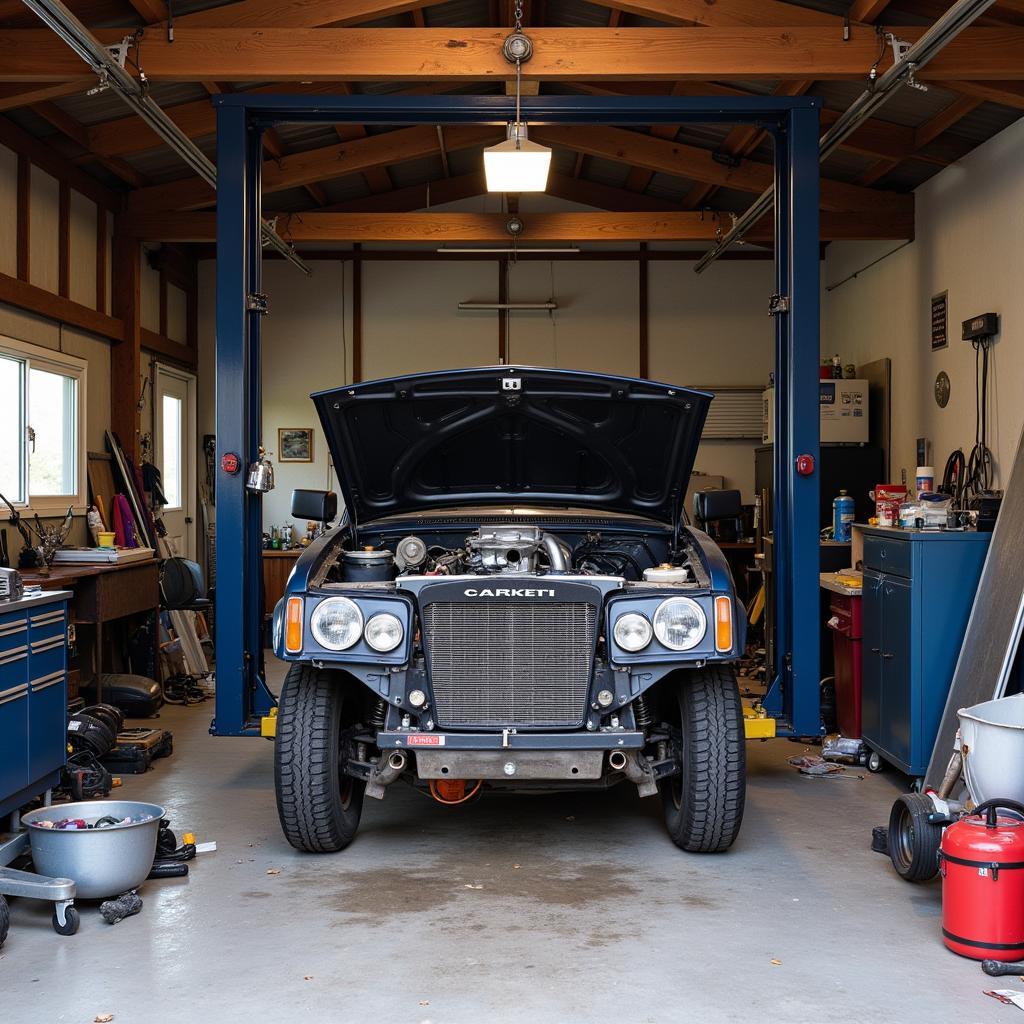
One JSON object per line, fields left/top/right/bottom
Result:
{"left": 377, "top": 730, "right": 645, "bottom": 751}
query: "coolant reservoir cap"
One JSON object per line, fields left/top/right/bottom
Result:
{"left": 643, "top": 565, "right": 690, "bottom": 583}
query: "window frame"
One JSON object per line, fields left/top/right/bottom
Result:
{"left": 0, "top": 333, "right": 88, "bottom": 515}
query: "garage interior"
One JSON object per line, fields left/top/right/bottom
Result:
{"left": 2, "top": 0, "right": 1024, "bottom": 1020}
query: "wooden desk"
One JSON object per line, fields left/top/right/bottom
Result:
{"left": 263, "top": 549, "right": 302, "bottom": 619}
{"left": 21, "top": 559, "right": 160, "bottom": 701}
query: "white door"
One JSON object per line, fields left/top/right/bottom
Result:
{"left": 154, "top": 364, "right": 197, "bottom": 560}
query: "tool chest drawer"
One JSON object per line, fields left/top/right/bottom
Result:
{"left": 863, "top": 535, "right": 913, "bottom": 579}
{"left": 0, "top": 592, "right": 71, "bottom": 819}
{"left": 0, "top": 609, "right": 29, "bottom": 654}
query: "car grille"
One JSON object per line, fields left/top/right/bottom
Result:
{"left": 422, "top": 601, "right": 597, "bottom": 728}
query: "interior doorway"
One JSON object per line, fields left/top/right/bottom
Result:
{"left": 154, "top": 363, "right": 197, "bottom": 560}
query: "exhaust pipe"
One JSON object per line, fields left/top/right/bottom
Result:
{"left": 618, "top": 751, "right": 659, "bottom": 798}
{"left": 365, "top": 750, "right": 408, "bottom": 800}
{"left": 608, "top": 750, "right": 628, "bottom": 771}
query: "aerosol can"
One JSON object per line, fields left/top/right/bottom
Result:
{"left": 833, "top": 490, "right": 855, "bottom": 542}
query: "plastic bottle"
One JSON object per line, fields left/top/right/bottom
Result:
{"left": 833, "top": 489, "right": 855, "bottom": 542}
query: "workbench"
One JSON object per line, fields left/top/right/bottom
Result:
{"left": 20, "top": 560, "right": 160, "bottom": 702}
{"left": 0, "top": 590, "right": 72, "bottom": 819}
{"left": 263, "top": 549, "right": 301, "bottom": 620}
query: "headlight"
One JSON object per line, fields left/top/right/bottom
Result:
{"left": 364, "top": 612, "right": 404, "bottom": 653}
{"left": 310, "top": 597, "right": 363, "bottom": 651}
{"left": 653, "top": 597, "right": 706, "bottom": 651}
{"left": 613, "top": 612, "right": 653, "bottom": 652}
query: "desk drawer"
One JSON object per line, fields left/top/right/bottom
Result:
{"left": 863, "top": 536, "right": 913, "bottom": 579}
{"left": 28, "top": 605, "right": 67, "bottom": 644}
{"left": 0, "top": 611, "right": 29, "bottom": 654}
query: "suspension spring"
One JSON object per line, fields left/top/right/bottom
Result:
{"left": 634, "top": 693, "right": 652, "bottom": 728}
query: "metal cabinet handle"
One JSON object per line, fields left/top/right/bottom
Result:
{"left": 869, "top": 647, "right": 881, "bottom": 653}
{"left": 882, "top": 652, "right": 895, "bottom": 659}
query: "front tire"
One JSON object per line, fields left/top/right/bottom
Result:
{"left": 660, "top": 665, "right": 746, "bottom": 852}
{"left": 274, "top": 664, "right": 366, "bottom": 853}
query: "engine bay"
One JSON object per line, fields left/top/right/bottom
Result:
{"left": 316, "top": 517, "right": 706, "bottom": 587}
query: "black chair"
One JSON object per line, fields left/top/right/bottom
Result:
{"left": 693, "top": 488, "right": 743, "bottom": 543}
{"left": 160, "top": 556, "right": 211, "bottom": 613}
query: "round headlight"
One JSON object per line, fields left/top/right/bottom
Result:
{"left": 613, "top": 612, "right": 653, "bottom": 653}
{"left": 653, "top": 597, "right": 707, "bottom": 651}
{"left": 364, "top": 612, "right": 404, "bottom": 653}
{"left": 310, "top": 597, "right": 363, "bottom": 651}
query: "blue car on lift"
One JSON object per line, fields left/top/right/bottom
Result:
{"left": 271, "top": 366, "right": 746, "bottom": 854}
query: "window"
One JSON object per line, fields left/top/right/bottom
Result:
{"left": 0, "top": 337, "right": 87, "bottom": 512}
{"left": 161, "top": 393, "right": 182, "bottom": 509}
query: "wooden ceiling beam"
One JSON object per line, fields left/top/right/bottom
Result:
{"left": 946, "top": 79, "right": 1024, "bottom": 110}
{"left": 127, "top": 124, "right": 501, "bottom": 214}
{"left": 4, "top": 27, "right": 1022, "bottom": 83}
{"left": 126, "top": 208, "right": 915, "bottom": 244}
{"left": 175, "top": 0, "right": 444, "bottom": 28}
{"left": 529, "top": 125, "right": 912, "bottom": 215}
{"left": 592, "top": 0, "right": 841, "bottom": 28}
{"left": 0, "top": 81, "right": 90, "bottom": 112}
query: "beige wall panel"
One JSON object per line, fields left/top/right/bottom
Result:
{"left": 0, "top": 144, "right": 16, "bottom": 278}
{"left": 68, "top": 189, "right": 97, "bottom": 309}
{"left": 28, "top": 167, "right": 58, "bottom": 294}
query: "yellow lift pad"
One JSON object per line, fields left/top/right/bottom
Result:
{"left": 743, "top": 705, "right": 776, "bottom": 740}
{"left": 261, "top": 707, "right": 278, "bottom": 739}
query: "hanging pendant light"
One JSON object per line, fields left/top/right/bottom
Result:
{"left": 485, "top": 19, "right": 551, "bottom": 193}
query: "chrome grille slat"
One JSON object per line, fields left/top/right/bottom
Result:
{"left": 423, "top": 601, "right": 596, "bottom": 728}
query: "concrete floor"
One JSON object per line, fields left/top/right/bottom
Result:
{"left": 2, "top": 665, "right": 1003, "bottom": 1024}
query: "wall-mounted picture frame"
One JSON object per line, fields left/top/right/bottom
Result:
{"left": 277, "top": 427, "right": 314, "bottom": 463}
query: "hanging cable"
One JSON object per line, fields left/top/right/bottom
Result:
{"left": 965, "top": 336, "right": 994, "bottom": 500}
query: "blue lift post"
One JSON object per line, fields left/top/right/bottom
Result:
{"left": 211, "top": 93, "right": 821, "bottom": 738}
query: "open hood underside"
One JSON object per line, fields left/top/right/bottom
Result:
{"left": 312, "top": 366, "right": 711, "bottom": 527}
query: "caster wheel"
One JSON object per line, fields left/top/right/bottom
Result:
{"left": 0, "top": 895, "right": 9, "bottom": 949}
{"left": 52, "top": 906, "right": 80, "bottom": 936}
{"left": 867, "top": 752, "right": 884, "bottom": 773}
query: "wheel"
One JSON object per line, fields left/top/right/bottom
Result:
{"left": 274, "top": 664, "right": 366, "bottom": 853}
{"left": 659, "top": 664, "right": 746, "bottom": 853}
{"left": 52, "top": 905, "right": 80, "bottom": 936}
{"left": 867, "top": 751, "right": 884, "bottom": 773}
{"left": 888, "top": 793, "right": 942, "bottom": 883}
{"left": 0, "top": 896, "right": 9, "bottom": 949}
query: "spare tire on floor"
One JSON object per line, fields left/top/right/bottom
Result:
{"left": 888, "top": 792, "right": 942, "bottom": 883}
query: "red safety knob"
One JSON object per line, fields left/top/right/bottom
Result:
{"left": 221, "top": 452, "right": 241, "bottom": 475}
{"left": 796, "top": 454, "right": 815, "bottom": 476}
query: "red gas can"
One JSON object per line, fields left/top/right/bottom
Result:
{"left": 940, "top": 800, "right": 1024, "bottom": 960}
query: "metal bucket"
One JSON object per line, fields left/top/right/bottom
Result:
{"left": 21, "top": 800, "right": 164, "bottom": 899}
{"left": 958, "top": 694, "right": 1024, "bottom": 806}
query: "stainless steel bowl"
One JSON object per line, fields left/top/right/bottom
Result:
{"left": 22, "top": 800, "right": 165, "bottom": 899}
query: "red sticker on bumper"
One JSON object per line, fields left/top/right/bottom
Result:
{"left": 406, "top": 734, "right": 445, "bottom": 746}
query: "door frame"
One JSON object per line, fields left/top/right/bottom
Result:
{"left": 153, "top": 362, "right": 198, "bottom": 560}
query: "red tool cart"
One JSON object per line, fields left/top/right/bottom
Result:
{"left": 821, "top": 573, "right": 864, "bottom": 738}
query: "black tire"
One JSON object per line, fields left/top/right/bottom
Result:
{"left": 274, "top": 664, "right": 366, "bottom": 853}
{"left": 888, "top": 793, "right": 942, "bottom": 883}
{"left": 0, "top": 896, "right": 9, "bottom": 948}
{"left": 52, "top": 906, "right": 80, "bottom": 936}
{"left": 660, "top": 664, "right": 746, "bottom": 853}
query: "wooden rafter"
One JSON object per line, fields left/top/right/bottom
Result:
{"left": 592, "top": 0, "right": 840, "bottom": 28}
{"left": 3, "top": 27, "right": 1022, "bottom": 83}
{"left": 126, "top": 209, "right": 914, "bottom": 244}
{"left": 127, "top": 125, "right": 502, "bottom": 214}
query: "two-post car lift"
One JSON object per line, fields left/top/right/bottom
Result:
{"left": 210, "top": 93, "right": 822, "bottom": 741}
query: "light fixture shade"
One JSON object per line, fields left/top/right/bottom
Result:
{"left": 484, "top": 123, "right": 551, "bottom": 192}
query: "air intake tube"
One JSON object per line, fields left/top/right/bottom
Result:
{"left": 541, "top": 533, "right": 569, "bottom": 573}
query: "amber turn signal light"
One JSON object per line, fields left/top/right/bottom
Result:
{"left": 285, "top": 596, "right": 303, "bottom": 653}
{"left": 714, "top": 596, "right": 732, "bottom": 653}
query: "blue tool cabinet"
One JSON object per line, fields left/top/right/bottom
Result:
{"left": 0, "top": 592, "right": 71, "bottom": 820}
{"left": 859, "top": 527, "right": 990, "bottom": 777}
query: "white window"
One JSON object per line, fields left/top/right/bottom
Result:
{"left": 0, "top": 336, "right": 87, "bottom": 513}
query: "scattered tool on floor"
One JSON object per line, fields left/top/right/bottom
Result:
{"left": 100, "top": 891, "right": 143, "bottom": 925}
{"left": 983, "top": 960, "right": 1024, "bottom": 977}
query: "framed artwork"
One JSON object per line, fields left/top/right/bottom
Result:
{"left": 277, "top": 427, "right": 314, "bottom": 463}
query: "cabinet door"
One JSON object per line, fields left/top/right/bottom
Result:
{"left": 880, "top": 576, "right": 912, "bottom": 764}
{"left": 0, "top": 683, "right": 29, "bottom": 802}
{"left": 861, "top": 569, "right": 884, "bottom": 744}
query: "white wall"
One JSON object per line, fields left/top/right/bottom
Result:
{"left": 823, "top": 116, "right": 1024, "bottom": 490}
{"left": 198, "top": 247, "right": 774, "bottom": 533}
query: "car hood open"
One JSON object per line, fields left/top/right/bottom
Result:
{"left": 311, "top": 366, "right": 712, "bottom": 526}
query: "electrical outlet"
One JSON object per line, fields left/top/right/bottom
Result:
{"left": 901, "top": 467, "right": 907, "bottom": 486}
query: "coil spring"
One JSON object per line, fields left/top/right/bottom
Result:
{"left": 369, "top": 699, "right": 386, "bottom": 729}
{"left": 633, "top": 693, "right": 652, "bottom": 728}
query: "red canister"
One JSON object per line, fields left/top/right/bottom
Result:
{"left": 939, "top": 800, "right": 1024, "bottom": 961}
{"left": 872, "top": 483, "right": 907, "bottom": 527}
